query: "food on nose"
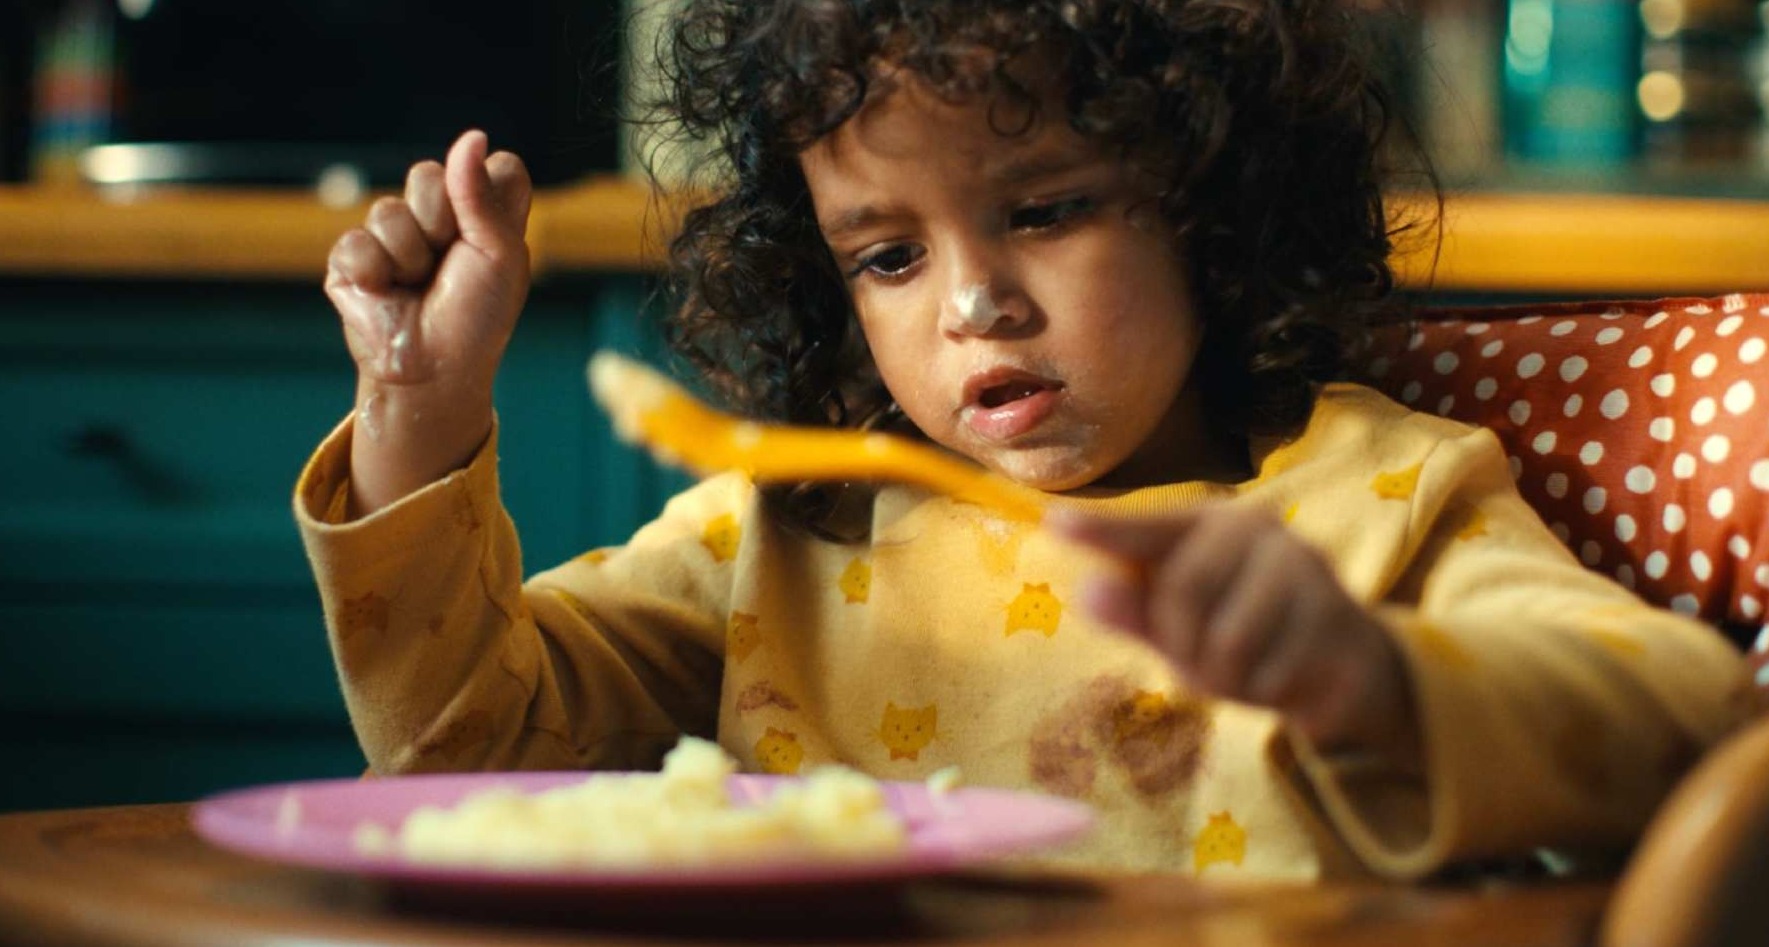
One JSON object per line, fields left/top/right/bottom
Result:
{"left": 946, "top": 283, "right": 1003, "bottom": 332}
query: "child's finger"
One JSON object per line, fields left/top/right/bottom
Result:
{"left": 1145, "top": 516, "right": 1247, "bottom": 668}
{"left": 404, "top": 159, "right": 457, "bottom": 250}
{"left": 443, "top": 129, "right": 522, "bottom": 256}
{"left": 326, "top": 228, "right": 395, "bottom": 291}
{"left": 1286, "top": 661, "right": 1363, "bottom": 747}
{"left": 1241, "top": 594, "right": 1317, "bottom": 707}
{"left": 1191, "top": 538, "right": 1293, "bottom": 697}
{"left": 1076, "top": 570, "right": 1150, "bottom": 638}
{"left": 363, "top": 197, "right": 437, "bottom": 286}
{"left": 485, "top": 149, "right": 534, "bottom": 232}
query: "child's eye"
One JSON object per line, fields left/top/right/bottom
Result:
{"left": 848, "top": 245, "right": 923, "bottom": 280}
{"left": 1010, "top": 196, "right": 1097, "bottom": 232}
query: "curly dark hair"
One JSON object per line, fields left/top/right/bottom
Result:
{"left": 641, "top": 0, "right": 1436, "bottom": 533}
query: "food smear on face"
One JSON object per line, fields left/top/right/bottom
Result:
{"left": 945, "top": 282, "right": 1003, "bottom": 333}
{"left": 353, "top": 737, "right": 909, "bottom": 869}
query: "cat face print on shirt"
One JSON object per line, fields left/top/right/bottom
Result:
{"left": 878, "top": 702, "right": 938, "bottom": 761}
{"left": 756, "top": 727, "right": 805, "bottom": 774}
{"left": 1193, "top": 811, "right": 1247, "bottom": 874}
{"left": 1005, "top": 582, "right": 1063, "bottom": 637}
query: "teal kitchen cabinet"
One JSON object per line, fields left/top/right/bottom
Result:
{"left": 0, "top": 275, "right": 686, "bottom": 811}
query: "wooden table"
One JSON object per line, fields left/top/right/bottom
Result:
{"left": 0, "top": 803, "right": 1612, "bottom": 947}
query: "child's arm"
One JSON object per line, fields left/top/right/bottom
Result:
{"left": 1052, "top": 416, "right": 1747, "bottom": 876}
{"left": 301, "top": 132, "right": 733, "bottom": 774}
{"left": 322, "top": 129, "right": 533, "bottom": 515}
{"left": 294, "top": 418, "right": 742, "bottom": 776}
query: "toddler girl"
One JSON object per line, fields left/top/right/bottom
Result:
{"left": 299, "top": 0, "right": 1745, "bottom": 879}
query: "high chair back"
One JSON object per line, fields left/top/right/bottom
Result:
{"left": 1362, "top": 292, "right": 1769, "bottom": 947}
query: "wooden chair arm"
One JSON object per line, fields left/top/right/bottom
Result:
{"left": 1603, "top": 713, "right": 1769, "bottom": 947}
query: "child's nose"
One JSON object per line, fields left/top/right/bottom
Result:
{"left": 934, "top": 236, "right": 1033, "bottom": 337}
{"left": 936, "top": 265, "right": 1030, "bottom": 337}
{"left": 939, "top": 281, "right": 1008, "bottom": 335}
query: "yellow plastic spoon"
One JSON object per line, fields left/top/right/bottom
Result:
{"left": 587, "top": 351, "right": 1047, "bottom": 523}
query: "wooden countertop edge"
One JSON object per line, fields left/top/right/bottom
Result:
{"left": 1390, "top": 192, "right": 1769, "bottom": 296}
{"left": 2, "top": 181, "right": 1767, "bottom": 294}
{"left": 0, "top": 176, "right": 673, "bottom": 283}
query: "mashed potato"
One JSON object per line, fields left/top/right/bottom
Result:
{"left": 356, "top": 737, "right": 911, "bottom": 869}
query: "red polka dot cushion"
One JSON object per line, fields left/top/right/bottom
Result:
{"left": 1362, "top": 292, "right": 1769, "bottom": 657}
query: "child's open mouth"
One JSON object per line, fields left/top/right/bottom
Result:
{"left": 961, "top": 370, "right": 1064, "bottom": 442}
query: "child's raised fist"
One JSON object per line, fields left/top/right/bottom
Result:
{"left": 323, "top": 129, "right": 532, "bottom": 393}
{"left": 325, "top": 130, "right": 534, "bottom": 516}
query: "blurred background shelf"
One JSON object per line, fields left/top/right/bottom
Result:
{"left": 0, "top": 177, "right": 664, "bottom": 281}
{"left": 1389, "top": 190, "right": 1769, "bottom": 294}
{"left": 2, "top": 180, "right": 1767, "bottom": 295}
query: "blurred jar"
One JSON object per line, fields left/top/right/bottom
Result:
{"left": 29, "top": 0, "right": 117, "bottom": 186}
{"left": 1637, "top": 0, "right": 1766, "bottom": 167}
{"left": 1503, "top": 0, "right": 1643, "bottom": 164}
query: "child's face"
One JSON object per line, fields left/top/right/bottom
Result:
{"left": 800, "top": 72, "right": 1213, "bottom": 491}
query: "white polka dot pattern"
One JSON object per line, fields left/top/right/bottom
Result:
{"left": 1362, "top": 294, "right": 1769, "bottom": 639}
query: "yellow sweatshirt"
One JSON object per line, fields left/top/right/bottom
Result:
{"left": 295, "top": 383, "right": 1746, "bottom": 881}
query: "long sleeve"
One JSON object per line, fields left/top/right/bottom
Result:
{"left": 293, "top": 416, "right": 740, "bottom": 775}
{"left": 1279, "top": 394, "right": 1749, "bottom": 878}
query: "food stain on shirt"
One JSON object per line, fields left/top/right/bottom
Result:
{"left": 1106, "top": 689, "right": 1213, "bottom": 797}
{"left": 1029, "top": 676, "right": 1211, "bottom": 800}
{"left": 338, "top": 590, "right": 392, "bottom": 642}
{"left": 1028, "top": 716, "right": 1097, "bottom": 798}
{"left": 976, "top": 516, "right": 1025, "bottom": 576}
{"left": 735, "top": 681, "right": 799, "bottom": 714}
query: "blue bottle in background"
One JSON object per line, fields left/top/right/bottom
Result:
{"left": 1503, "top": 0, "right": 1643, "bottom": 164}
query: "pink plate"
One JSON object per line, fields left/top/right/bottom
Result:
{"left": 193, "top": 772, "right": 1093, "bottom": 899}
